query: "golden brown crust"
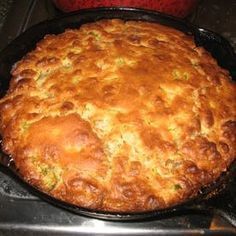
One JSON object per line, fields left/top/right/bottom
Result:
{"left": 0, "top": 19, "right": 235, "bottom": 212}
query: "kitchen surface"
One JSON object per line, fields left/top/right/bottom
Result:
{"left": 0, "top": 0, "right": 235, "bottom": 235}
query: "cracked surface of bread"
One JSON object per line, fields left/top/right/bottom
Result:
{"left": 0, "top": 19, "right": 235, "bottom": 212}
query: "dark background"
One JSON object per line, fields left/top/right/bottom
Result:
{"left": 0, "top": 0, "right": 235, "bottom": 51}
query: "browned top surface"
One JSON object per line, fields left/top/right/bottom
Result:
{"left": 0, "top": 19, "right": 235, "bottom": 212}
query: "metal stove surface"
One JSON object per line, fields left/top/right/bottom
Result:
{"left": 0, "top": 0, "right": 235, "bottom": 235}
{"left": 0, "top": 168, "right": 234, "bottom": 236}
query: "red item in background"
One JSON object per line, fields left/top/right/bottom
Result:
{"left": 53, "top": 0, "right": 199, "bottom": 18}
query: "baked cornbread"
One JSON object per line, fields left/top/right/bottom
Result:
{"left": 0, "top": 19, "right": 235, "bottom": 212}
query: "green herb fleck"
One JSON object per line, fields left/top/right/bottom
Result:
{"left": 115, "top": 57, "right": 125, "bottom": 66}
{"left": 183, "top": 72, "right": 189, "bottom": 80}
{"left": 40, "top": 165, "right": 49, "bottom": 176}
{"left": 172, "top": 69, "right": 181, "bottom": 80}
{"left": 39, "top": 164, "right": 62, "bottom": 191}
{"left": 89, "top": 31, "right": 100, "bottom": 41}
{"left": 172, "top": 69, "right": 189, "bottom": 81}
{"left": 168, "top": 127, "right": 176, "bottom": 132}
{"left": 152, "top": 167, "right": 160, "bottom": 175}
{"left": 72, "top": 76, "right": 80, "bottom": 84}
{"left": 174, "top": 184, "right": 182, "bottom": 190}
{"left": 21, "top": 121, "right": 30, "bottom": 133}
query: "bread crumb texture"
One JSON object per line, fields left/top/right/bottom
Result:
{"left": 0, "top": 19, "right": 235, "bottom": 212}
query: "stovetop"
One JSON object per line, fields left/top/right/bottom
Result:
{"left": 0, "top": 0, "right": 235, "bottom": 235}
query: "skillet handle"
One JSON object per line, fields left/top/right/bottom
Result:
{"left": 209, "top": 187, "right": 236, "bottom": 227}
{"left": 213, "top": 207, "right": 236, "bottom": 228}
{"left": 183, "top": 184, "right": 236, "bottom": 227}
{"left": 185, "top": 203, "right": 236, "bottom": 228}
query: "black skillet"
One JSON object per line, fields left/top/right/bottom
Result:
{"left": 0, "top": 7, "right": 236, "bottom": 225}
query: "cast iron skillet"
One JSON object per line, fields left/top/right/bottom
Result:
{"left": 0, "top": 8, "right": 236, "bottom": 224}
